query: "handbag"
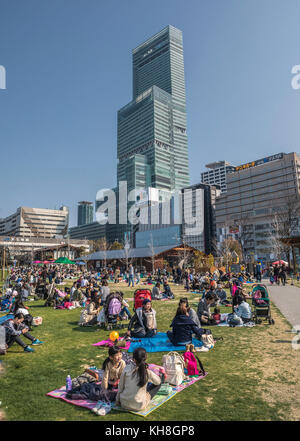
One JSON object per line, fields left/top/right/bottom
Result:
{"left": 162, "top": 351, "right": 185, "bottom": 386}
{"left": 201, "top": 333, "right": 215, "bottom": 348}
{"left": 32, "top": 316, "right": 43, "bottom": 326}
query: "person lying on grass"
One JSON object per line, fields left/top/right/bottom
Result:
{"left": 0, "top": 313, "right": 43, "bottom": 353}
{"left": 115, "top": 347, "right": 164, "bottom": 412}
{"left": 126, "top": 299, "right": 157, "bottom": 338}
{"left": 167, "top": 303, "right": 208, "bottom": 346}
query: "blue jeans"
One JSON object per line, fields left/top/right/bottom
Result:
{"left": 120, "top": 306, "right": 132, "bottom": 319}
{"left": 128, "top": 275, "right": 134, "bottom": 287}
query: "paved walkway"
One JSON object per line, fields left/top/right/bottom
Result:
{"left": 266, "top": 281, "right": 300, "bottom": 328}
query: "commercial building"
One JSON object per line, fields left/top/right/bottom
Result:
{"left": 0, "top": 206, "right": 69, "bottom": 239}
{"left": 77, "top": 201, "right": 93, "bottom": 226}
{"left": 134, "top": 183, "right": 220, "bottom": 253}
{"left": 69, "top": 222, "right": 106, "bottom": 241}
{"left": 215, "top": 152, "right": 300, "bottom": 261}
{"left": 201, "top": 161, "right": 236, "bottom": 193}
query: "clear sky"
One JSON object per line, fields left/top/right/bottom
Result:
{"left": 0, "top": 0, "right": 300, "bottom": 226}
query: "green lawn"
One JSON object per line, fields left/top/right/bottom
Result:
{"left": 0, "top": 281, "right": 299, "bottom": 421}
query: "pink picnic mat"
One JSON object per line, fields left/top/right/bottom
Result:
{"left": 92, "top": 339, "right": 131, "bottom": 350}
{"left": 47, "top": 364, "right": 207, "bottom": 416}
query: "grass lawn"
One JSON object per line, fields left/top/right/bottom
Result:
{"left": 0, "top": 280, "right": 299, "bottom": 421}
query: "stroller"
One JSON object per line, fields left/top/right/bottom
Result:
{"left": 134, "top": 289, "right": 152, "bottom": 310}
{"left": 103, "top": 292, "right": 128, "bottom": 331}
{"left": 251, "top": 284, "right": 274, "bottom": 325}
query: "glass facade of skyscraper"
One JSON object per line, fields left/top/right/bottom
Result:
{"left": 117, "top": 25, "right": 190, "bottom": 193}
{"left": 77, "top": 201, "right": 93, "bottom": 226}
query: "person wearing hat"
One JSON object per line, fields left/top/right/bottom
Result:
{"left": 215, "top": 284, "right": 230, "bottom": 305}
{"left": 126, "top": 299, "right": 157, "bottom": 338}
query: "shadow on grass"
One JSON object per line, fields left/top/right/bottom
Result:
{"left": 272, "top": 340, "right": 292, "bottom": 344}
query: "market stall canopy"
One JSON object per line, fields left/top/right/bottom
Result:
{"left": 272, "top": 260, "right": 288, "bottom": 266}
{"left": 76, "top": 261, "right": 87, "bottom": 265}
{"left": 54, "top": 257, "right": 76, "bottom": 264}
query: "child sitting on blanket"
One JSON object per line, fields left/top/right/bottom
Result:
{"left": 102, "top": 346, "right": 126, "bottom": 391}
{"left": 115, "top": 347, "right": 164, "bottom": 412}
{"left": 211, "top": 307, "right": 221, "bottom": 324}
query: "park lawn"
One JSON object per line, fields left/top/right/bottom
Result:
{"left": 0, "top": 280, "right": 299, "bottom": 421}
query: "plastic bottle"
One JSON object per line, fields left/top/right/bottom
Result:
{"left": 66, "top": 375, "right": 72, "bottom": 392}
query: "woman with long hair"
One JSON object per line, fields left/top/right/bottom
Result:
{"left": 115, "top": 347, "right": 164, "bottom": 411}
{"left": 167, "top": 304, "right": 207, "bottom": 346}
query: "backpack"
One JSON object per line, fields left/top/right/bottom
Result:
{"left": 108, "top": 298, "right": 122, "bottom": 316}
{"left": 134, "top": 289, "right": 151, "bottom": 310}
{"left": 162, "top": 351, "right": 185, "bottom": 386}
{"left": 227, "top": 313, "right": 243, "bottom": 327}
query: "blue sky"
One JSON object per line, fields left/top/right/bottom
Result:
{"left": 0, "top": 0, "right": 300, "bottom": 226}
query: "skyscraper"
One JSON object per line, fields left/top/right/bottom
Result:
{"left": 77, "top": 201, "right": 93, "bottom": 226}
{"left": 117, "top": 25, "right": 190, "bottom": 193}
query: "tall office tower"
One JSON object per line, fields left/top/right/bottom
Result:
{"left": 77, "top": 201, "right": 93, "bottom": 226}
{"left": 117, "top": 25, "right": 190, "bottom": 194}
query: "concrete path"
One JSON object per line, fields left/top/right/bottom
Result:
{"left": 266, "top": 281, "right": 300, "bottom": 328}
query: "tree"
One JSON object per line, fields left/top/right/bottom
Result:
{"left": 88, "top": 238, "right": 111, "bottom": 268}
{"left": 110, "top": 241, "right": 123, "bottom": 250}
{"left": 219, "top": 238, "right": 243, "bottom": 271}
{"left": 269, "top": 196, "right": 300, "bottom": 266}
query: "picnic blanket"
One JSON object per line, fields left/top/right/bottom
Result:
{"left": 92, "top": 339, "right": 131, "bottom": 350}
{"left": 217, "top": 313, "right": 255, "bottom": 327}
{"left": 47, "top": 363, "right": 207, "bottom": 417}
{"left": 128, "top": 332, "right": 204, "bottom": 353}
{"left": 0, "top": 313, "right": 14, "bottom": 324}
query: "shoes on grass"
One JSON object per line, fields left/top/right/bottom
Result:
{"left": 32, "top": 339, "right": 44, "bottom": 345}
{"left": 24, "top": 346, "right": 34, "bottom": 352}
{"left": 195, "top": 346, "right": 209, "bottom": 352}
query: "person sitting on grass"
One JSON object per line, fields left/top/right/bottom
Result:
{"left": 126, "top": 299, "right": 157, "bottom": 338}
{"left": 151, "top": 282, "right": 163, "bottom": 300}
{"left": 178, "top": 297, "right": 201, "bottom": 327}
{"left": 102, "top": 346, "right": 126, "bottom": 392}
{"left": 162, "top": 280, "right": 174, "bottom": 299}
{"left": 78, "top": 297, "right": 101, "bottom": 326}
{"left": 234, "top": 294, "right": 252, "bottom": 323}
{"left": 1, "top": 313, "right": 43, "bottom": 353}
{"left": 115, "top": 347, "right": 164, "bottom": 412}
{"left": 167, "top": 304, "right": 207, "bottom": 346}
{"left": 11, "top": 297, "right": 34, "bottom": 330}
{"left": 215, "top": 284, "right": 231, "bottom": 305}
{"left": 197, "top": 293, "right": 217, "bottom": 326}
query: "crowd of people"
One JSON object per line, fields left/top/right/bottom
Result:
{"left": 0, "top": 259, "right": 288, "bottom": 412}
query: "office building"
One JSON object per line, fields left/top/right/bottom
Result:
{"left": 201, "top": 161, "right": 235, "bottom": 193}
{"left": 69, "top": 222, "right": 106, "bottom": 241}
{"left": 0, "top": 206, "right": 69, "bottom": 239}
{"left": 215, "top": 152, "right": 300, "bottom": 261}
{"left": 117, "top": 25, "right": 190, "bottom": 193}
{"left": 77, "top": 201, "right": 93, "bottom": 226}
{"left": 135, "top": 183, "right": 219, "bottom": 253}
